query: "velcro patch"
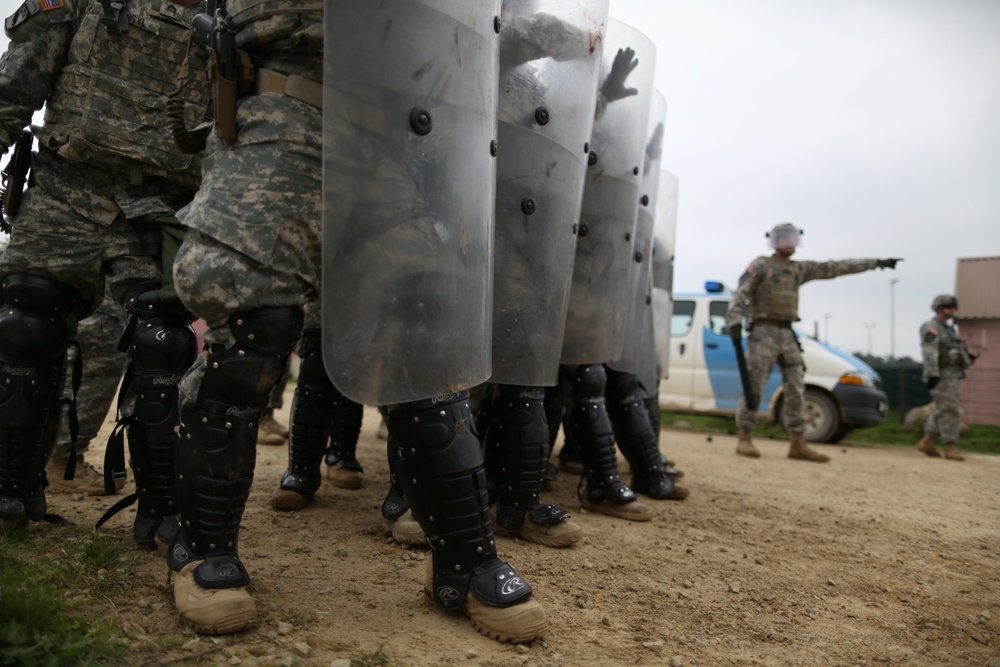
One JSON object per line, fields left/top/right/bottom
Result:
{"left": 4, "top": 2, "right": 35, "bottom": 33}
{"left": 923, "top": 328, "right": 938, "bottom": 342}
{"left": 40, "top": 0, "right": 64, "bottom": 10}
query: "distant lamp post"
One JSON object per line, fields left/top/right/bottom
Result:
{"left": 864, "top": 322, "right": 877, "bottom": 356}
{"left": 824, "top": 313, "right": 832, "bottom": 344}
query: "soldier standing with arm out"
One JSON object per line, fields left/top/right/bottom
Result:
{"left": 725, "top": 223, "right": 900, "bottom": 462}
{"left": 0, "top": 0, "right": 208, "bottom": 546}
{"left": 916, "top": 294, "right": 973, "bottom": 461}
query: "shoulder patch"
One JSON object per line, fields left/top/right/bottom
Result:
{"left": 923, "top": 327, "right": 938, "bottom": 343}
{"left": 5, "top": 1, "right": 38, "bottom": 33}
{"left": 40, "top": 0, "right": 64, "bottom": 10}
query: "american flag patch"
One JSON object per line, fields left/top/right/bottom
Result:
{"left": 41, "top": 0, "right": 65, "bottom": 10}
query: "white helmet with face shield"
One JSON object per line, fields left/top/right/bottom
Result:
{"left": 766, "top": 222, "right": 801, "bottom": 251}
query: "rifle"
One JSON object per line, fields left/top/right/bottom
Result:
{"left": 1, "top": 128, "right": 34, "bottom": 231}
{"left": 191, "top": 2, "right": 252, "bottom": 141}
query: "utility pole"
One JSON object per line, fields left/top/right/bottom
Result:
{"left": 890, "top": 278, "right": 903, "bottom": 422}
{"left": 864, "top": 322, "right": 877, "bottom": 356}
{"left": 824, "top": 313, "right": 831, "bottom": 344}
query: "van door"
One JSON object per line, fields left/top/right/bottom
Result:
{"left": 662, "top": 299, "right": 697, "bottom": 410}
{"left": 702, "top": 300, "right": 783, "bottom": 412}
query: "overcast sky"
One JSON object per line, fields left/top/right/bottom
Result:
{"left": 1, "top": 0, "right": 997, "bottom": 360}
{"left": 611, "top": 0, "right": 1000, "bottom": 359}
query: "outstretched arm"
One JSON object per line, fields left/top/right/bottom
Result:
{"left": 797, "top": 258, "right": 901, "bottom": 284}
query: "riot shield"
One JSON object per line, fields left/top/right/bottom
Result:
{"left": 560, "top": 19, "right": 657, "bottom": 364}
{"left": 490, "top": 0, "right": 610, "bottom": 387}
{"left": 322, "top": 1, "right": 501, "bottom": 406}
{"left": 608, "top": 90, "right": 666, "bottom": 379}
{"left": 651, "top": 171, "right": 679, "bottom": 383}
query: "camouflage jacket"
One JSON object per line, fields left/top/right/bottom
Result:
{"left": 727, "top": 255, "right": 880, "bottom": 326}
{"left": 920, "top": 316, "right": 972, "bottom": 380}
{"left": 0, "top": 0, "right": 210, "bottom": 190}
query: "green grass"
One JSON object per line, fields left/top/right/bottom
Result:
{"left": 0, "top": 528, "right": 135, "bottom": 667}
{"left": 661, "top": 410, "right": 1000, "bottom": 455}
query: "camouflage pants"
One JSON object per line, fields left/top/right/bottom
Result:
{"left": 925, "top": 377, "right": 962, "bottom": 444}
{"left": 52, "top": 289, "right": 127, "bottom": 457}
{"left": 736, "top": 324, "right": 806, "bottom": 433}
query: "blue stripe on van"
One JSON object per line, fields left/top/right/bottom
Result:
{"left": 702, "top": 325, "right": 782, "bottom": 411}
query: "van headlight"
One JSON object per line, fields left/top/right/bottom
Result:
{"left": 838, "top": 372, "right": 874, "bottom": 388}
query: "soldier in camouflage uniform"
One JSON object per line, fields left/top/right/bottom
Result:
{"left": 165, "top": 0, "right": 546, "bottom": 642}
{"left": 916, "top": 294, "right": 974, "bottom": 461}
{"left": 0, "top": 0, "right": 208, "bottom": 545}
{"left": 725, "top": 223, "right": 900, "bottom": 462}
{"left": 47, "top": 285, "right": 127, "bottom": 496}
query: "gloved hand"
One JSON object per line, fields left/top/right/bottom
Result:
{"left": 728, "top": 322, "right": 742, "bottom": 343}
{"left": 877, "top": 258, "right": 902, "bottom": 269}
{"left": 926, "top": 376, "right": 939, "bottom": 390}
{"left": 600, "top": 48, "right": 639, "bottom": 103}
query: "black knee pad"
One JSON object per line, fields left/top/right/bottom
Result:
{"left": 0, "top": 273, "right": 77, "bottom": 362}
{"left": 197, "top": 306, "right": 303, "bottom": 407}
{"left": 572, "top": 364, "right": 607, "bottom": 401}
{"left": 605, "top": 368, "right": 643, "bottom": 406}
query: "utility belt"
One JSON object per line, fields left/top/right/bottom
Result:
{"left": 254, "top": 69, "right": 323, "bottom": 110}
{"left": 752, "top": 319, "right": 793, "bottom": 328}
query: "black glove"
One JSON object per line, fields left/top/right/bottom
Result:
{"left": 926, "top": 376, "right": 939, "bottom": 390}
{"left": 729, "top": 322, "right": 742, "bottom": 342}
{"left": 877, "top": 258, "right": 901, "bottom": 269}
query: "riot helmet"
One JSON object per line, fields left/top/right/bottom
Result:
{"left": 931, "top": 294, "right": 958, "bottom": 311}
{"left": 766, "top": 222, "right": 801, "bottom": 250}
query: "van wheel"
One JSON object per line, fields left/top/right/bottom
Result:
{"left": 800, "top": 389, "right": 839, "bottom": 443}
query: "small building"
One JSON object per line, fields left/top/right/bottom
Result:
{"left": 954, "top": 256, "right": 1000, "bottom": 426}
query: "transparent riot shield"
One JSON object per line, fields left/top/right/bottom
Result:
{"left": 322, "top": 1, "right": 501, "bottom": 406}
{"left": 490, "top": 0, "right": 610, "bottom": 387}
{"left": 652, "top": 171, "right": 679, "bottom": 383}
{"left": 560, "top": 19, "right": 656, "bottom": 364}
{"left": 609, "top": 90, "right": 665, "bottom": 378}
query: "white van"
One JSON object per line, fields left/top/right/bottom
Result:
{"left": 660, "top": 284, "right": 889, "bottom": 442}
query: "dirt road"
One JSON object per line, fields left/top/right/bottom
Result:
{"left": 52, "top": 398, "right": 999, "bottom": 667}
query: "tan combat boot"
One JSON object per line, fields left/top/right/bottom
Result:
{"left": 381, "top": 509, "right": 427, "bottom": 545}
{"left": 735, "top": 428, "right": 760, "bottom": 458}
{"left": 787, "top": 432, "right": 830, "bottom": 463}
{"left": 492, "top": 509, "right": 583, "bottom": 548}
{"left": 942, "top": 443, "right": 965, "bottom": 461}
{"left": 326, "top": 460, "right": 364, "bottom": 489}
{"left": 46, "top": 454, "right": 124, "bottom": 496}
{"left": 424, "top": 562, "right": 549, "bottom": 643}
{"left": 256, "top": 410, "right": 288, "bottom": 446}
{"left": 174, "top": 561, "right": 256, "bottom": 635}
{"left": 916, "top": 434, "right": 940, "bottom": 458}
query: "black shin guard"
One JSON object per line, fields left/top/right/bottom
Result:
{"left": 569, "top": 365, "right": 637, "bottom": 506}
{"left": 387, "top": 393, "right": 532, "bottom": 611}
{"left": 606, "top": 369, "right": 676, "bottom": 499}
{"left": 0, "top": 274, "right": 76, "bottom": 523}
{"left": 280, "top": 332, "right": 334, "bottom": 496}
{"left": 322, "top": 385, "right": 364, "bottom": 473}
{"left": 169, "top": 307, "right": 302, "bottom": 589}
{"left": 488, "top": 385, "right": 568, "bottom": 532}
{"left": 117, "top": 285, "right": 198, "bottom": 545}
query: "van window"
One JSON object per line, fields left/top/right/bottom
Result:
{"left": 708, "top": 301, "right": 729, "bottom": 335}
{"left": 671, "top": 300, "right": 696, "bottom": 336}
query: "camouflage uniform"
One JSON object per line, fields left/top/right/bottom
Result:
{"left": 0, "top": 0, "right": 208, "bottom": 534}
{"left": 727, "top": 256, "right": 882, "bottom": 433}
{"left": 919, "top": 316, "right": 971, "bottom": 445}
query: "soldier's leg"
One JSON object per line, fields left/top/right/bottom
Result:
{"left": 168, "top": 306, "right": 303, "bottom": 635}
{"left": 932, "top": 379, "right": 964, "bottom": 461}
{"left": 778, "top": 332, "right": 828, "bottom": 463}
{"left": 379, "top": 420, "right": 426, "bottom": 545}
{"left": 258, "top": 360, "right": 291, "bottom": 446}
{"left": 735, "top": 334, "right": 778, "bottom": 458}
{"left": 642, "top": 393, "right": 682, "bottom": 477}
{"left": 110, "top": 283, "right": 198, "bottom": 549}
{"left": 48, "top": 288, "right": 127, "bottom": 496}
{"left": 605, "top": 369, "right": 687, "bottom": 501}
{"left": 568, "top": 365, "right": 653, "bottom": 521}
{"left": 323, "top": 383, "right": 365, "bottom": 489}
{"left": 0, "top": 274, "right": 78, "bottom": 530}
{"left": 487, "top": 384, "right": 581, "bottom": 547}
{"left": 271, "top": 328, "right": 336, "bottom": 510}
{"left": 387, "top": 392, "right": 548, "bottom": 643}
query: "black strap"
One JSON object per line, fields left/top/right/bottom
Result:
{"left": 98, "top": 0, "right": 129, "bottom": 34}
